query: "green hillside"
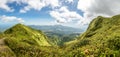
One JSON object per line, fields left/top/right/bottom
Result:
{"left": 2, "top": 24, "right": 54, "bottom": 57}
{"left": 4, "top": 24, "right": 51, "bottom": 46}
{"left": 66, "top": 15, "right": 120, "bottom": 57}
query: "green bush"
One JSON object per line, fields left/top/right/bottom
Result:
{"left": 107, "top": 36, "right": 120, "bottom": 50}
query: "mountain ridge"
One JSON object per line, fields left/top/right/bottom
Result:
{"left": 4, "top": 23, "right": 51, "bottom": 46}
{"left": 66, "top": 14, "right": 120, "bottom": 57}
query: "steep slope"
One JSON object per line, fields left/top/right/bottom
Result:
{"left": 66, "top": 15, "right": 120, "bottom": 57}
{"left": 4, "top": 24, "right": 51, "bottom": 46}
{"left": 81, "top": 15, "right": 120, "bottom": 46}
{"left": 0, "top": 38, "right": 15, "bottom": 57}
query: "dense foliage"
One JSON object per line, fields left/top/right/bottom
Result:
{"left": 67, "top": 15, "right": 120, "bottom": 57}
{"left": 46, "top": 32, "right": 80, "bottom": 46}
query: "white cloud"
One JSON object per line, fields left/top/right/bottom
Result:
{"left": 0, "top": 15, "right": 24, "bottom": 23}
{"left": 20, "top": 0, "right": 60, "bottom": 13}
{"left": 44, "top": 0, "right": 60, "bottom": 8}
{"left": 50, "top": 6, "right": 82, "bottom": 23}
{"left": 65, "top": 0, "right": 74, "bottom": 3}
{"left": 19, "top": 0, "right": 45, "bottom": 13}
{"left": 77, "top": 0, "right": 120, "bottom": 25}
{"left": 20, "top": 6, "right": 31, "bottom": 13}
{"left": 20, "top": 9, "right": 26, "bottom": 13}
{"left": 0, "top": 0, "right": 60, "bottom": 13}
{"left": 0, "top": 0, "right": 15, "bottom": 12}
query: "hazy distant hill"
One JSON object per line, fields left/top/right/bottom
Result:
{"left": 0, "top": 25, "right": 83, "bottom": 33}
{"left": 0, "top": 25, "right": 12, "bottom": 32}
{"left": 29, "top": 25, "right": 83, "bottom": 34}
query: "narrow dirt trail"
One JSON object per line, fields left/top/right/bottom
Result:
{"left": 0, "top": 38, "right": 16, "bottom": 57}
{"left": 0, "top": 38, "right": 8, "bottom": 52}
{"left": 0, "top": 38, "right": 5, "bottom": 46}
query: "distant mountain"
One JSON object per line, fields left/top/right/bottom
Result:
{"left": 0, "top": 24, "right": 83, "bottom": 34}
{"left": 0, "top": 25, "right": 12, "bottom": 32}
{"left": 4, "top": 24, "right": 51, "bottom": 46}
{"left": 29, "top": 25, "right": 83, "bottom": 34}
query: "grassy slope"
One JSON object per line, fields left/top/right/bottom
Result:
{"left": 66, "top": 15, "right": 120, "bottom": 57}
{"left": 3, "top": 24, "right": 54, "bottom": 57}
{"left": 4, "top": 24, "right": 51, "bottom": 46}
{"left": 0, "top": 35, "right": 15, "bottom": 57}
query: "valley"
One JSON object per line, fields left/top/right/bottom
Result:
{"left": 0, "top": 15, "right": 120, "bottom": 57}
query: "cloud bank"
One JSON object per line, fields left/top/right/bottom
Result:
{"left": 19, "top": 0, "right": 60, "bottom": 13}
{"left": 77, "top": 0, "right": 120, "bottom": 25}
{"left": 0, "top": 0, "right": 60, "bottom": 13}
{"left": 0, "top": 0, "right": 15, "bottom": 12}
{"left": 0, "top": 15, "right": 24, "bottom": 23}
{"left": 50, "top": 6, "right": 82, "bottom": 23}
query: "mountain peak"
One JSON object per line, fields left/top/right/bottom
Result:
{"left": 14, "top": 23, "right": 24, "bottom": 26}
{"left": 4, "top": 23, "right": 28, "bottom": 34}
{"left": 81, "top": 14, "right": 120, "bottom": 38}
{"left": 13, "top": 23, "right": 27, "bottom": 28}
{"left": 4, "top": 24, "right": 51, "bottom": 46}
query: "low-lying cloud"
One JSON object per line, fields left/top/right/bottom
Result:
{"left": 0, "top": 15, "right": 24, "bottom": 23}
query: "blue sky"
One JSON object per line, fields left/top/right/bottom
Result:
{"left": 0, "top": 0, "right": 120, "bottom": 28}
{"left": 0, "top": 2, "right": 54, "bottom": 24}
{"left": 0, "top": 0, "right": 85, "bottom": 28}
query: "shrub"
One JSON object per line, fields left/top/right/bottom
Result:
{"left": 107, "top": 36, "right": 120, "bottom": 50}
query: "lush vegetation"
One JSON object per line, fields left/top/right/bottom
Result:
{"left": 66, "top": 15, "right": 120, "bottom": 57}
{"left": 0, "top": 15, "right": 120, "bottom": 57}
{"left": 46, "top": 32, "right": 80, "bottom": 46}
{"left": 4, "top": 24, "right": 51, "bottom": 46}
